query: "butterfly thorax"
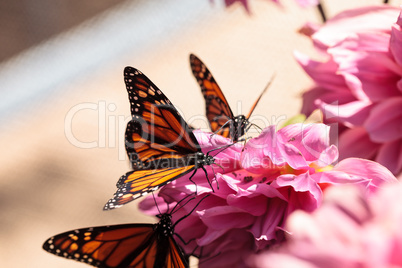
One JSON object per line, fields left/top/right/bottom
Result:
{"left": 232, "top": 115, "right": 249, "bottom": 140}
{"left": 188, "top": 152, "right": 215, "bottom": 168}
{"left": 155, "top": 214, "right": 174, "bottom": 237}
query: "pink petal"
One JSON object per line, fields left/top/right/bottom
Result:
{"left": 311, "top": 170, "right": 371, "bottom": 189}
{"left": 364, "top": 97, "right": 402, "bottom": 143}
{"left": 199, "top": 230, "right": 254, "bottom": 268}
{"left": 242, "top": 125, "right": 281, "bottom": 172}
{"left": 273, "top": 173, "right": 322, "bottom": 212}
{"left": 277, "top": 142, "right": 310, "bottom": 170}
{"left": 278, "top": 123, "right": 335, "bottom": 165}
{"left": 375, "top": 139, "right": 402, "bottom": 175}
{"left": 338, "top": 127, "right": 381, "bottom": 160}
{"left": 390, "top": 11, "right": 402, "bottom": 67}
{"left": 316, "top": 99, "right": 373, "bottom": 127}
{"left": 226, "top": 169, "right": 277, "bottom": 186}
{"left": 249, "top": 197, "right": 287, "bottom": 249}
{"left": 294, "top": 51, "right": 348, "bottom": 91}
{"left": 330, "top": 33, "right": 401, "bottom": 102}
{"left": 197, "top": 227, "right": 229, "bottom": 246}
{"left": 251, "top": 253, "right": 318, "bottom": 268}
{"left": 227, "top": 193, "right": 268, "bottom": 216}
{"left": 331, "top": 32, "right": 390, "bottom": 53}
{"left": 316, "top": 144, "right": 339, "bottom": 168}
{"left": 198, "top": 205, "right": 255, "bottom": 230}
{"left": 276, "top": 125, "right": 338, "bottom": 169}
{"left": 212, "top": 173, "right": 241, "bottom": 197}
{"left": 227, "top": 183, "right": 284, "bottom": 216}
{"left": 310, "top": 6, "right": 401, "bottom": 48}
{"left": 333, "top": 158, "right": 398, "bottom": 187}
{"left": 301, "top": 86, "right": 357, "bottom": 117}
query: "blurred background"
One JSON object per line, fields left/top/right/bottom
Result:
{"left": 0, "top": 0, "right": 398, "bottom": 267}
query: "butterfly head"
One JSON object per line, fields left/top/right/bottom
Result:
{"left": 233, "top": 115, "right": 249, "bottom": 140}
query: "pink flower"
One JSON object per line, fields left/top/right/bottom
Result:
{"left": 296, "top": 6, "right": 402, "bottom": 177}
{"left": 139, "top": 124, "right": 396, "bottom": 267}
{"left": 250, "top": 182, "right": 402, "bottom": 268}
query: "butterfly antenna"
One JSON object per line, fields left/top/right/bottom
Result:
{"left": 246, "top": 73, "right": 276, "bottom": 119}
{"left": 152, "top": 192, "right": 163, "bottom": 216}
{"left": 173, "top": 194, "right": 210, "bottom": 228}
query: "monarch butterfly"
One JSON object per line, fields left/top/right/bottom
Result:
{"left": 43, "top": 195, "right": 208, "bottom": 268}
{"left": 103, "top": 67, "right": 216, "bottom": 210}
{"left": 190, "top": 54, "right": 271, "bottom": 142}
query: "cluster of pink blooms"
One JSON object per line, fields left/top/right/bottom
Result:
{"left": 296, "top": 6, "right": 402, "bottom": 178}
{"left": 140, "top": 124, "right": 397, "bottom": 267}
{"left": 250, "top": 182, "right": 402, "bottom": 268}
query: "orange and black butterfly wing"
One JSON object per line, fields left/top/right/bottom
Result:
{"left": 43, "top": 223, "right": 189, "bottom": 268}
{"left": 104, "top": 67, "right": 207, "bottom": 210}
{"left": 43, "top": 224, "right": 156, "bottom": 268}
{"left": 105, "top": 166, "right": 195, "bottom": 210}
{"left": 189, "top": 54, "right": 234, "bottom": 139}
{"left": 124, "top": 67, "right": 200, "bottom": 170}
{"left": 160, "top": 235, "right": 189, "bottom": 268}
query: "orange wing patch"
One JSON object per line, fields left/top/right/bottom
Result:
{"left": 43, "top": 223, "right": 188, "bottom": 268}
{"left": 190, "top": 54, "right": 234, "bottom": 137}
{"left": 104, "top": 166, "right": 195, "bottom": 210}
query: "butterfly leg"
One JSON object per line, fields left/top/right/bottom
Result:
{"left": 185, "top": 241, "right": 222, "bottom": 265}
{"left": 173, "top": 194, "right": 210, "bottom": 228}
{"left": 174, "top": 233, "right": 197, "bottom": 246}
{"left": 173, "top": 195, "right": 211, "bottom": 258}
{"left": 210, "top": 119, "right": 233, "bottom": 139}
{"left": 206, "top": 143, "right": 235, "bottom": 155}
{"left": 201, "top": 166, "right": 215, "bottom": 192}
{"left": 175, "top": 236, "right": 221, "bottom": 265}
{"left": 188, "top": 168, "right": 199, "bottom": 195}
{"left": 209, "top": 165, "right": 220, "bottom": 190}
{"left": 198, "top": 249, "right": 222, "bottom": 265}
{"left": 246, "top": 122, "right": 262, "bottom": 134}
{"left": 173, "top": 234, "right": 202, "bottom": 261}
{"left": 236, "top": 123, "right": 260, "bottom": 150}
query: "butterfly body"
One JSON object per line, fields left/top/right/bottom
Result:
{"left": 232, "top": 114, "right": 249, "bottom": 140}
{"left": 43, "top": 213, "right": 188, "bottom": 268}
{"left": 190, "top": 151, "right": 215, "bottom": 169}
